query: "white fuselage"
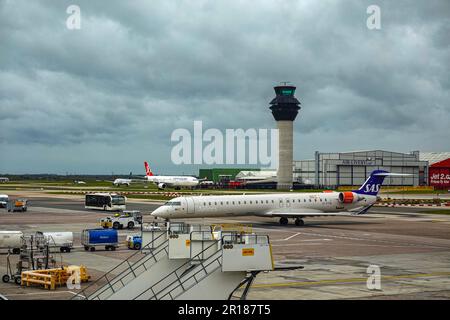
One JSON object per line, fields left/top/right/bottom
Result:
{"left": 113, "top": 178, "right": 132, "bottom": 186}
{"left": 151, "top": 192, "right": 376, "bottom": 219}
{"left": 146, "top": 175, "right": 199, "bottom": 188}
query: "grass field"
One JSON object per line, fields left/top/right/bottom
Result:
{"left": 419, "top": 209, "right": 450, "bottom": 215}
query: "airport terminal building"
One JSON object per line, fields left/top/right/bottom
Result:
{"left": 293, "top": 150, "right": 429, "bottom": 188}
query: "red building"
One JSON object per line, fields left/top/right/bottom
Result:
{"left": 429, "top": 158, "right": 450, "bottom": 189}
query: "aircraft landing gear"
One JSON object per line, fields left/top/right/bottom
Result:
{"left": 295, "top": 218, "right": 304, "bottom": 227}
{"left": 279, "top": 217, "right": 289, "bottom": 225}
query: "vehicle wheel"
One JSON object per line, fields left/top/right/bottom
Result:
{"left": 134, "top": 243, "right": 141, "bottom": 250}
{"left": 12, "top": 248, "right": 20, "bottom": 254}
{"left": 60, "top": 247, "right": 65, "bottom": 253}
{"left": 2, "top": 275, "right": 10, "bottom": 283}
{"left": 103, "top": 226, "right": 108, "bottom": 229}
{"left": 89, "top": 247, "right": 95, "bottom": 252}
{"left": 84, "top": 246, "right": 89, "bottom": 251}
{"left": 113, "top": 222, "right": 120, "bottom": 230}
{"left": 111, "top": 246, "right": 116, "bottom": 251}
{"left": 14, "top": 276, "right": 21, "bottom": 285}
{"left": 279, "top": 217, "right": 289, "bottom": 225}
{"left": 127, "top": 222, "right": 134, "bottom": 229}
{"left": 66, "top": 248, "right": 71, "bottom": 253}
{"left": 295, "top": 218, "right": 305, "bottom": 227}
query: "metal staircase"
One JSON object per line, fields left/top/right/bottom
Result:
{"left": 72, "top": 232, "right": 168, "bottom": 300}
{"left": 72, "top": 223, "right": 277, "bottom": 300}
{"left": 132, "top": 239, "right": 222, "bottom": 300}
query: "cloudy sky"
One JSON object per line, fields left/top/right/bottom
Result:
{"left": 1, "top": 0, "right": 449, "bottom": 175}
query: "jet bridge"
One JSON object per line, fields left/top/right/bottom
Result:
{"left": 72, "top": 222, "right": 277, "bottom": 300}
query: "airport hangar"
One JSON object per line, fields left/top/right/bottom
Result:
{"left": 199, "top": 150, "right": 450, "bottom": 189}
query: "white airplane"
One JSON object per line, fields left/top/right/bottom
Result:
{"left": 113, "top": 178, "right": 132, "bottom": 186}
{"left": 151, "top": 170, "right": 406, "bottom": 226}
{"left": 144, "top": 162, "right": 200, "bottom": 190}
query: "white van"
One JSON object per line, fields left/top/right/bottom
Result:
{"left": 0, "top": 194, "right": 8, "bottom": 208}
{"left": 0, "top": 231, "right": 23, "bottom": 254}
{"left": 36, "top": 231, "right": 74, "bottom": 253}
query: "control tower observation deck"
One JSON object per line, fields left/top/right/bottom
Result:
{"left": 269, "top": 85, "right": 301, "bottom": 190}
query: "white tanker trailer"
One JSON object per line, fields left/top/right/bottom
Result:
{"left": 0, "top": 231, "right": 23, "bottom": 254}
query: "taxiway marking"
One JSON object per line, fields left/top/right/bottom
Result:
{"left": 250, "top": 271, "right": 450, "bottom": 289}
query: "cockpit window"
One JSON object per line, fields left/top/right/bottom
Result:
{"left": 163, "top": 201, "right": 182, "bottom": 206}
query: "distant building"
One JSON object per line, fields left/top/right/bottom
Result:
{"left": 420, "top": 152, "right": 450, "bottom": 190}
{"left": 0, "top": 177, "right": 9, "bottom": 183}
{"left": 294, "top": 150, "right": 428, "bottom": 188}
{"left": 235, "top": 170, "right": 277, "bottom": 182}
{"left": 198, "top": 168, "right": 260, "bottom": 184}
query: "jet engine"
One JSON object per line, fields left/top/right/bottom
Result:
{"left": 157, "top": 183, "right": 166, "bottom": 190}
{"left": 338, "top": 192, "right": 357, "bottom": 204}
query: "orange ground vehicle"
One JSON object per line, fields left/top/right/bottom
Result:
{"left": 8, "top": 199, "right": 28, "bottom": 212}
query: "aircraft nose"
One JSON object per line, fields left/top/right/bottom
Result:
{"left": 151, "top": 206, "right": 166, "bottom": 218}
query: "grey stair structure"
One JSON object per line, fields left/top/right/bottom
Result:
{"left": 73, "top": 223, "right": 274, "bottom": 300}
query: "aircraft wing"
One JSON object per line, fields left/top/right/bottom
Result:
{"left": 263, "top": 204, "right": 373, "bottom": 218}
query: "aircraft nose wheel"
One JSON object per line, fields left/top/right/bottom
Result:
{"left": 279, "top": 217, "right": 289, "bottom": 225}
{"left": 295, "top": 218, "right": 304, "bottom": 227}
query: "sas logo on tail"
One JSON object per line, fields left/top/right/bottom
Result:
{"left": 364, "top": 184, "right": 380, "bottom": 193}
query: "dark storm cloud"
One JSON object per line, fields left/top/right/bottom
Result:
{"left": 0, "top": 0, "right": 449, "bottom": 173}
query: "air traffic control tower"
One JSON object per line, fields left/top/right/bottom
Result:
{"left": 269, "top": 84, "right": 301, "bottom": 190}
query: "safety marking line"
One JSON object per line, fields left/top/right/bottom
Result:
{"left": 5, "top": 290, "right": 78, "bottom": 297}
{"left": 296, "top": 231, "right": 450, "bottom": 250}
{"left": 272, "top": 233, "right": 302, "bottom": 242}
{"left": 251, "top": 271, "right": 450, "bottom": 289}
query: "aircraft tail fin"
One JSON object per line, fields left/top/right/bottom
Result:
{"left": 144, "top": 161, "right": 153, "bottom": 176}
{"left": 353, "top": 170, "right": 411, "bottom": 196}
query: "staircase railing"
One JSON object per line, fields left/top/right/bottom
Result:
{"left": 158, "top": 250, "right": 223, "bottom": 300}
{"left": 132, "top": 239, "right": 221, "bottom": 300}
{"left": 72, "top": 231, "right": 167, "bottom": 300}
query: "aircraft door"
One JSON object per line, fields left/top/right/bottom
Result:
{"left": 285, "top": 198, "right": 291, "bottom": 208}
{"left": 279, "top": 198, "right": 291, "bottom": 208}
{"left": 185, "top": 197, "right": 195, "bottom": 214}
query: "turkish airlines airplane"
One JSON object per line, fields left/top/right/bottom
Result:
{"left": 151, "top": 170, "right": 405, "bottom": 226}
{"left": 144, "top": 162, "right": 200, "bottom": 190}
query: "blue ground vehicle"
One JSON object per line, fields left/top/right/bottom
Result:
{"left": 81, "top": 229, "right": 118, "bottom": 252}
{"left": 127, "top": 235, "right": 142, "bottom": 250}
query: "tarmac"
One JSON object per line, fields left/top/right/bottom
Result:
{"left": 1, "top": 191, "right": 450, "bottom": 300}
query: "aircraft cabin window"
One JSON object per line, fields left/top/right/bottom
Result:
{"left": 320, "top": 199, "right": 322, "bottom": 202}
{"left": 272, "top": 200, "right": 274, "bottom": 203}
{"left": 250, "top": 201, "right": 252, "bottom": 204}
{"left": 220, "top": 202, "right": 223, "bottom": 205}
{"left": 255, "top": 201, "right": 258, "bottom": 204}
{"left": 215, "top": 202, "right": 217, "bottom": 205}
{"left": 204, "top": 202, "right": 206, "bottom": 206}
{"left": 309, "top": 199, "right": 311, "bottom": 202}
{"left": 232, "top": 201, "right": 235, "bottom": 205}
{"left": 238, "top": 201, "right": 241, "bottom": 204}
{"left": 209, "top": 202, "right": 211, "bottom": 206}
{"left": 266, "top": 200, "right": 269, "bottom": 204}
